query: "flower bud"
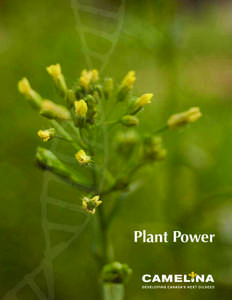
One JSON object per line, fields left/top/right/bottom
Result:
{"left": 117, "top": 71, "right": 136, "bottom": 101}
{"left": 103, "top": 78, "right": 114, "bottom": 99}
{"left": 94, "top": 84, "right": 104, "bottom": 99}
{"left": 46, "top": 64, "right": 67, "bottom": 96}
{"left": 74, "top": 100, "right": 88, "bottom": 117}
{"left": 36, "top": 147, "right": 70, "bottom": 177}
{"left": 46, "top": 64, "right": 61, "bottom": 79}
{"left": 36, "top": 148, "right": 87, "bottom": 189}
{"left": 74, "top": 100, "right": 88, "bottom": 127}
{"left": 80, "top": 69, "right": 99, "bottom": 90}
{"left": 142, "top": 135, "right": 167, "bottom": 162}
{"left": 40, "top": 100, "right": 70, "bottom": 120}
{"left": 75, "top": 150, "right": 91, "bottom": 165}
{"left": 37, "top": 128, "right": 56, "bottom": 142}
{"left": 102, "top": 262, "right": 132, "bottom": 284}
{"left": 116, "top": 130, "right": 139, "bottom": 155}
{"left": 18, "top": 78, "right": 42, "bottom": 109}
{"left": 121, "top": 71, "right": 136, "bottom": 90}
{"left": 18, "top": 77, "right": 31, "bottom": 95}
{"left": 120, "top": 115, "right": 139, "bottom": 127}
{"left": 167, "top": 107, "right": 202, "bottom": 129}
{"left": 91, "top": 69, "right": 99, "bottom": 82}
{"left": 129, "top": 93, "right": 153, "bottom": 114}
{"left": 82, "top": 195, "right": 102, "bottom": 214}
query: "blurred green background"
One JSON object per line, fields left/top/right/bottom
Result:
{"left": 1, "top": 0, "right": 232, "bottom": 299}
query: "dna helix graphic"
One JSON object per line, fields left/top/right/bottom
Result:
{"left": 71, "top": 0, "right": 125, "bottom": 71}
{"left": 3, "top": 1, "right": 125, "bottom": 299}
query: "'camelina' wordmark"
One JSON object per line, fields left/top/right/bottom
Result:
{"left": 142, "top": 273, "right": 214, "bottom": 283}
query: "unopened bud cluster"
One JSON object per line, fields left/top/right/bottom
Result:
{"left": 142, "top": 136, "right": 167, "bottom": 161}
{"left": 102, "top": 262, "right": 132, "bottom": 284}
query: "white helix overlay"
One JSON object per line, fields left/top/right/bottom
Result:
{"left": 3, "top": 1, "right": 125, "bottom": 299}
{"left": 70, "top": 0, "right": 125, "bottom": 71}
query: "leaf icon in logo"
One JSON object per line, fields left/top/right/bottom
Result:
{"left": 188, "top": 272, "right": 197, "bottom": 278}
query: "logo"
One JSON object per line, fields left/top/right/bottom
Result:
{"left": 189, "top": 271, "right": 197, "bottom": 279}
{"left": 141, "top": 272, "right": 215, "bottom": 290}
{"left": 142, "top": 272, "right": 214, "bottom": 283}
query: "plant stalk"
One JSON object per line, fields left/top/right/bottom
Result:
{"left": 103, "top": 284, "right": 124, "bottom": 300}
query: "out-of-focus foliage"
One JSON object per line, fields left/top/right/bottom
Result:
{"left": 0, "top": 0, "right": 232, "bottom": 299}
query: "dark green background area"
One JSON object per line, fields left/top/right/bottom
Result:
{"left": 1, "top": 0, "right": 232, "bottom": 299}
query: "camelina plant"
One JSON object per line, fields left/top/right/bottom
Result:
{"left": 18, "top": 64, "right": 201, "bottom": 300}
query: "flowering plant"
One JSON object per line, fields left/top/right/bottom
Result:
{"left": 18, "top": 64, "right": 201, "bottom": 300}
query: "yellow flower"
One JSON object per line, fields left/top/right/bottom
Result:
{"left": 18, "top": 78, "right": 32, "bottom": 96}
{"left": 117, "top": 71, "right": 136, "bottom": 101}
{"left": 46, "top": 63, "right": 67, "bottom": 96}
{"left": 91, "top": 69, "right": 99, "bottom": 82}
{"left": 103, "top": 77, "right": 114, "bottom": 99}
{"left": 128, "top": 93, "right": 153, "bottom": 114}
{"left": 74, "top": 100, "right": 88, "bottom": 117}
{"left": 80, "top": 69, "right": 99, "bottom": 90}
{"left": 82, "top": 195, "right": 102, "bottom": 214}
{"left": 186, "top": 107, "right": 202, "bottom": 123}
{"left": 46, "top": 64, "right": 61, "bottom": 80}
{"left": 18, "top": 77, "right": 42, "bottom": 109}
{"left": 167, "top": 107, "right": 202, "bottom": 129}
{"left": 75, "top": 150, "right": 91, "bottom": 165}
{"left": 136, "top": 93, "right": 153, "bottom": 107}
{"left": 37, "top": 128, "right": 56, "bottom": 142}
{"left": 121, "top": 71, "right": 136, "bottom": 90}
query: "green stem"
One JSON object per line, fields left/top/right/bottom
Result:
{"left": 55, "top": 136, "right": 72, "bottom": 142}
{"left": 127, "top": 162, "right": 144, "bottom": 178}
{"left": 68, "top": 122, "right": 88, "bottom": 150}
{"left": 104, "top": 120, "right": 118, "bottom": 126}
{"left": 88, "top": 165, "right": 114, "bottom": 187}
{"left": 89, "top": 109, "right": 112, "bottom": 267}
{"left": 91, "top": 217, "right": 105, "bottom": 267}
{"left": 103, "top": 283, "right": 124, "bottom": 300}
{"left": 106, "top": 193, "right": 127, "bottom": 229}
{"left": 50, "top": 172, "right": 95, "bottom": 193}
{"left": 153, "top": 124, "right": 168, "bottom": 134}
{"left": 79, "top": 128, "right": 89, "bottom": 150}
{"left": 86, "top": 126, "right": 109, "bottom": 265}
{"left": 86, "top": 92, "right": 114, "bottom": 276}
{"left": 97, "top": 205, "right": 109, "bottom": 264}
{"left": 50, "top": 120, "right": 79, "bottom": 151}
